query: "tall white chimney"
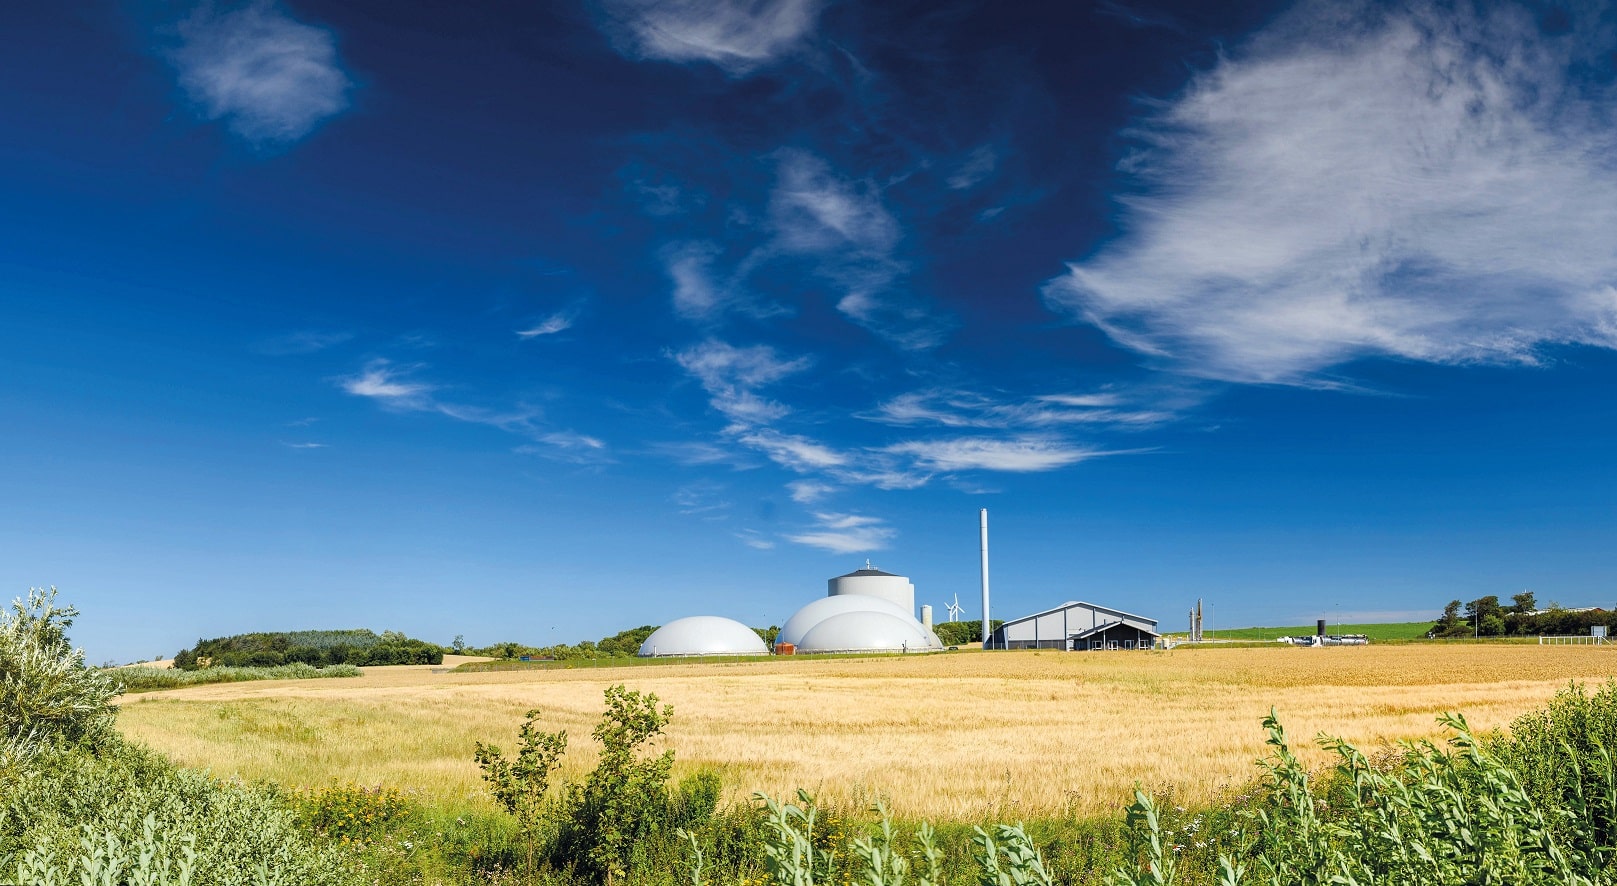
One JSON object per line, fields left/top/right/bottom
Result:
{"left": 979, "top": 508, "right": 991, "bottom": 647}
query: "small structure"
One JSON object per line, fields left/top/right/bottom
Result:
{"left": 638, "top": 616, "right": 769, "bottom": 657}
{"left": 988, "top": 601, "right": 1159, "bottom": 651}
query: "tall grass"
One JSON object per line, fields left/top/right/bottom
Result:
{"left": 110, "top": 663, "right": 362, "bottom": 693}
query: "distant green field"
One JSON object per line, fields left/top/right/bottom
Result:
{"left": 1176, "top": 621, "right": 1436, "bottom": 641}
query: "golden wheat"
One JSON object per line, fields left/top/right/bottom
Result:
{"left": 114, "top": 644, "right": 1617, "bottom": 819}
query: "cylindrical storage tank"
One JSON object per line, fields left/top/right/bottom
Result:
{"left": 778, "top": 594, "right": 915, "bottom": 649}
{"left": 920, "top": 604, "right": 933, "bottom": 631}
{"left": 796, "top": 610, "right": 937, "bottom": 654}
{"left": 1317, "top": 619, "right": 1327, "bottom": 637}
{"left": 638, "top": 616, "right": 769, "bottom": 657}
{"left": 828, "top": 566, "right": 915, "bottom": 615}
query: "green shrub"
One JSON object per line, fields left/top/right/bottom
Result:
{"left": 1, "top": 587, "right": 120, "bottom": 769}
{"left": 0, "top": 739, "right": 355, "bottom": 886}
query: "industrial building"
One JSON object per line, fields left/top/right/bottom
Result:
{"left": 988, "top": 601, "right": 1159, "bottom": 650}
{"left": 639, "top": 563, "right": 942, "bottom": 657}
{"left": 780, "top": 563, "right": 942, "bottom": 654}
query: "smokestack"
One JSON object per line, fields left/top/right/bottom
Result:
{"left": 921, "top": 604, "right": 933, "bottom": 631}
{"left": 979, "top": 509, "right": 991, "bottom": 647}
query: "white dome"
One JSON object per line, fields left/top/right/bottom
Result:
{"left": 778, "top": 594, "right": 916, "bottom": 648}
{"left": 796, "top": 610, "right": 942, "bottom": 654}
{"left": 638, "top": 616, "right": 769, "bottom": 657}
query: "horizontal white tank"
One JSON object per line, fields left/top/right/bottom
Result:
{"left": 638, "top": 616, "right": 769, "bottom": 657}
{"left": 828, "top": 565, "right": 914, "bottom": 616}
{"left": 777, "top": 594, "right": 916, "bottom": 649}
{"left": 796, "top": 610, "right": 941, "bottom": 654}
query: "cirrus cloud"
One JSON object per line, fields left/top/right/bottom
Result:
{"left": 1044, "top": 1, "right": 1617, "bottom": 384}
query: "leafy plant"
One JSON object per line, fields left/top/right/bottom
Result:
{"left": 474, "top": 709, "right": 567, "bottom": 872}
{"left": 1, "top": 587, "right": 119, "bottom": 768}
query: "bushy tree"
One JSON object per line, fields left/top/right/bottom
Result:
{"left": 0, "top": 587, "right": 120, "bottom": 767}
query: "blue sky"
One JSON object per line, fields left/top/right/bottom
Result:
{"left": 5, "top": 0, "right": 1617, "bottom": 663}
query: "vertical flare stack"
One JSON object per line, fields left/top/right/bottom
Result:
{"left": 979, "top": 508, "right": 991, "bottom": 647}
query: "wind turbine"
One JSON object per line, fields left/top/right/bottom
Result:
{"left": 945, "top": 594, "right": 963, "bottom": 623}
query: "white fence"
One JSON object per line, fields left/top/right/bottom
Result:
{"left": 1539, "top": 635, "right": 1608, "bottom": 646}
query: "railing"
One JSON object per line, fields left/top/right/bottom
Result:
{"left": 1539, "top": 635, "right": 1608, "bottom": 645}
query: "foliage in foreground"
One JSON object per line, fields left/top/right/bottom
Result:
{"left": 110, "top": 662, "right": 363, "bottom": 693}
{"left": 1, "top": 588, "right": 358, "bottom": 886}
{"left": 1, "top": 740, "right": 355, "bottom": 886}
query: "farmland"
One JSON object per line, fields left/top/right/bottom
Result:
{"left": 116, "top": 643, "right": 1617, "bottom": 820}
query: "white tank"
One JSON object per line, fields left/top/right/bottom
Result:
{"left": 777, "top": 594, "right": 916, "bottom": 649}
{"left": 827, "top": 563, "right": 915, "bottom": 615}
{"left": 638, "top": 616, "right": 769, "bottom": 657}
{"left": 796, "top": 610, "right": 940, "bottom": 654}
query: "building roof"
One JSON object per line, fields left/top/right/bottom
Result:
{"left": 835, "top": 567, "right": 903, "bottom": 579}
{"left": 1070, "top": 621, "right": 1161, "bottom": 641}
{"left": 998, "top": 600, "right": 1158, "bottom": 629}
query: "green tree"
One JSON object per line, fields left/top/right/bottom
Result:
{"left": 1511, "top": 591, "right": 1538, "bottom": 615}
{"left": 1464, "top": 596, "right": 1502, "bottom": 635}
{"left": 1434, "top": 600, "right": 1464, "bottom": 637}
{"left": 451, "top": 634, "right": 466, "bottom": 654}
{"left": 474, "top": 709, "right": 568, "bottom": 873}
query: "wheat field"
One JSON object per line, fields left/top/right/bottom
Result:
{"left": 114, "top": 644, "right": 1617, "bottom": 820}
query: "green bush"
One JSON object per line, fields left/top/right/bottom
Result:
{"left": 0, "top": 739, "right": 355, "bottom": 886}
{"left": 0, "top": 587, "right": 120, "bottom": 768}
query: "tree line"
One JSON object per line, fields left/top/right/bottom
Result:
{"left": 1430, "top": 592, "right": 1614, "bottom": 638}
{"left": 173, "top": 628, "right": 443, "bottom": 669}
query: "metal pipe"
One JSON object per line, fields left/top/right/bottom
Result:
{"left": 979, "top": 509, "right": 991, "bottom": 646}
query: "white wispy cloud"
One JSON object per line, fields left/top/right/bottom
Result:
{"left": 736, "top": 530, "right": 776, "bottom": 550}
{"left": 663, "top": 241, "right": 725, "bottom": 319}
{"left": 771, "top": 150, "right": 901, "bottom": 255}
{"left": 339, "top": 360, "right": 606, "bottom": 460}
{"left": 1044, "top": 1, "right": 1617, "bottom": 384}
{"left": 516, "top": 311, "right": 577, "bottom": 338}
{"left": 170, "top": 0, "right": 352, "bottom": 144}
{"left": 768, "top": 150, "right": 953, "bottom": 350}
{"left": 280, "top": 441, "right": 328, "bottom": 449}
{"left": 785, "top": 512, "right": 895, "bottom": 554}
{"left": 673, "top": 339, "right": 812, "bottom": 423}
{"left": 868, "top": 389, "right": 1171, "bottom": 429}
{"left": 884, "top": 437, "right": 1105, "bottom": 472}
{"left": 672, "top": 481, "right": 731, "bottom": 518}
{"left": 787, "top": 480, "right": 836, "bottom": 503}
{"left": 255, "top": 330, "right": 352, "bottom": 355}
{"left": 598, "top": 0, "right": 821, "bottom": 76}
{"left": 341, "top": 360, "right": 432, "bottom": 403}
{"left": 946, "top": 146, "right": 998, "bottom": 190}
{"left": 734, "top": 428, "right": 847, "bottom": 472}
